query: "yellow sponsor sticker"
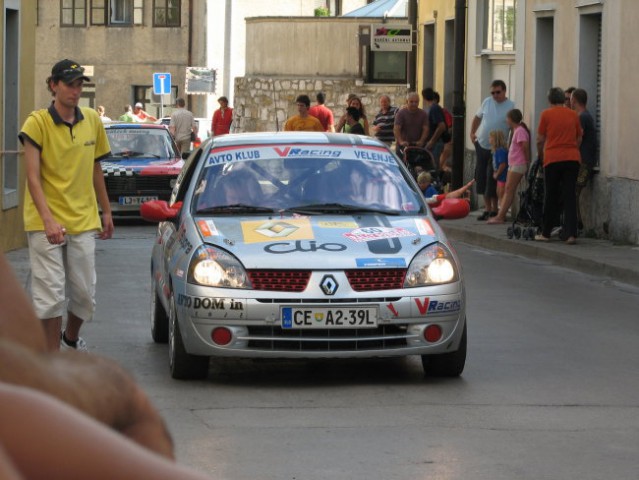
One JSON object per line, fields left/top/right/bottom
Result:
{"left": 241, "top": 218, "right": 314, "bottom": 243}
{"left": 317, "top": 221, "right": 359, "bottom": 229}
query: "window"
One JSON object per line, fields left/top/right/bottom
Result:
{"left": 61, "top": 0, "right": 86, "bottom": 27}
{"left": 91, "top": 0, "right": 143, "bottom": 26}
{"left": 153, "top": 0, "right": 180, "bottom": 27}
{"left": 486, "top": 0, "right": 516, "bottom": 52}
{"left": 367, "top": 51, "right": 407, "bottom": 84}
{"left": 3, "top": 6, "right": 20, "bottom": 210}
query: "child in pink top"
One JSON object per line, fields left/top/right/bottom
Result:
{"left": 488, "top": 109, "right": 531, "bottom": 224}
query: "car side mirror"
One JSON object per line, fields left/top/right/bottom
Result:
{"left": 431, "top": 198, "right": 470, "bottom": 220}
{"left": 141, "top": 200, "right": 182, "bottom": 222}
{"left": 181, "top": 151, "right": 191, "bottom": 160}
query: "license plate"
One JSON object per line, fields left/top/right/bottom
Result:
{"left": 281, "top": 307, "right": 378, "bottom": 329}
{"left": 118, "top": 196, "right": 158, "bottom": 205}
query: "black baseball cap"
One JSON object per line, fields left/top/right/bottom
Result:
{"left": 51, "top": 59, "right": 90, "bottom": 83}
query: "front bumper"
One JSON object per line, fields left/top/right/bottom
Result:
{"left": 175, "top": 282, "right": 466, "bottom": 359}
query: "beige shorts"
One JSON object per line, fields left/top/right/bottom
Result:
{"left": 509, "top": 164, "right": 528, "bottom": 175}
{"left": 27, "top": 231, "right": 97, "bottom": 321}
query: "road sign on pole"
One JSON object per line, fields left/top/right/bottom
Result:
{"left": 153, "top": 72, "right": 171, "bottom": 95}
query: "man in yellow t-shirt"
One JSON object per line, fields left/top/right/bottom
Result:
{"left": 19, "top": 59, "right": 113, "bottom": 352}
{"left": 284, "top": 94, "right": 324, "bottom": 132}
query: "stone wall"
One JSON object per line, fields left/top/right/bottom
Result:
{"left": 234, "top": 76, "right": 409, "bottom": 133}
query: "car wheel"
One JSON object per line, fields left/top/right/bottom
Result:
{"left": 421, "top": 322, "right": 467, "bottom": 377}
{"left": 150, "top": 277, "right": 169, "bottom": 343}
{"left": 168, "top": 293, "right": 209, "bottom": 380}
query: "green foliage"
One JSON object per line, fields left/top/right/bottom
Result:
{"left": 314, "top": 7, "right": 330, "bottom": 17}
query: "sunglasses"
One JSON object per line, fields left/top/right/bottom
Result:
{"left": 490, "top": 90, "right": 503, "bottom": 95}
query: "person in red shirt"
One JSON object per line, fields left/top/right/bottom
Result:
{"left": 211, "top": 96, "right": 233, "bottom": 136}
{"left": 308, "top": 92, "right": 335, "bottom": 132}
{"left": 536, "top": 87, "right": 583, "bottom": 244}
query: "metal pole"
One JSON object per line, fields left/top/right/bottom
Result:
{"left": 451, "top": 0, "right": 467, "bottom": 190}
{"left": 408, "top": 0, "right": 418, "bottom": 91}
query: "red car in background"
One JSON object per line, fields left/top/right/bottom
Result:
{"left": 101, "top": 123, "right": 184, "bottom": 217}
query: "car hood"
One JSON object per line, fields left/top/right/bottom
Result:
{"left": 100, "top": 157, "right": 183, "bottom": 176}
{"left": 192, "top": 214, "right": 440, "bottom": 269}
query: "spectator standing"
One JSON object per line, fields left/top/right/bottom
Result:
{"left": 470, "top": 80, "right": 515, "bottom": 220}
{"left": 284, "top": 94, "right": 324, "bottom": 132}
{"left": 308, "top": 92, "right": 335, "bottom": 132}
{"left": 564, "top": 87, "right": 576, "bottom": 108}
{"left": 345, "top": 106, "right": 365, "bottom": 135}
{"left": 535, "top": 87, "right": 582, "bottom": 244}
{"left": 489, "top": 130, "right": 509, "bottom": 212}
{"left": 571, "top": 88, "right": 598, "bottom": 231}
{"left": 169, "top": 98, "right": 196, "bottom": 153}
{"left": 132, "top": 102, "right": 157, "bottom": 123}
{"left": 370, "top": 95, "right": 398, "bottom": 146}
{"left": 433, "top": 91, "right": 454, "bottom": 182}
{"left": 18, "top": 59, "right": 114, "bottom": 351}
{"left": 118, "top": 104, "right": 134, "bottom": 122}
{"left": 422, "top": 88, "right": 451, "bottom": 166}
{"left": 96, "top": 105, "right": 111, "bottom": 123}
{"left": 393, "top": 91, "right": 429, "bottom": 157}
{"left": 211, "top": 96, "right": 233, "bottom": 136}
{"left": 335, "top": 95, "right": 370, "bottom": 135}
{"left": 488, "top": 109, "right": 531, "bottom": 224}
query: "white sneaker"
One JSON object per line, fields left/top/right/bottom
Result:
{"left": 60, "top": 332, "right": 88, "bottom": 352}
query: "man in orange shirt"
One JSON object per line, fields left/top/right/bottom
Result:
{"left": 284, "top": 95, "right": 324, "bottom": 132}
{"left": 536, "top": 87, "right": 583, "bottom": 244}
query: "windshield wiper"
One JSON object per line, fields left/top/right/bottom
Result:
{"left": 289, "top": 203, "right": 401, "bottom": 215}
{"left": 196, "top": 204, "right": 277, "bottom": 214}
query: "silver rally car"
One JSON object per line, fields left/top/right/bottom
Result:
{"left": 143, "top": 132, "right": 469, "bottom": 379}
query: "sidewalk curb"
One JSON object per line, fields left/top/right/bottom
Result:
{"left": 441, "top": 223, "right": 639, "bottom": 288}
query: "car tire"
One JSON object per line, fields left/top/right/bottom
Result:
{"left": 168, "top": 293, "right": 209, "bottom": 380}
{"left": 150, "top": 277, "right": 169, "bottom": 343}
{"left": 421, "top": 322, "right": 467, "bottom": 377}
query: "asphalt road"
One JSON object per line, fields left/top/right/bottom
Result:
{"left": 83, "top": 224, "right": 639, "bottom": 480}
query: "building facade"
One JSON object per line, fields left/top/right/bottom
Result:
{"left": 416, "top": 0, "right": 637, "bottom": 244}
{"left": 205, "top": 0, "right": 367, "bottom": 116}
{"left": 1, "top": 0, "right": 36, "bottom": 251}
{"left": 34, "top": 0, "right": 207, "bottom": 120}
{"left": 234, "top": 15, "right": 410, "bottom": 133}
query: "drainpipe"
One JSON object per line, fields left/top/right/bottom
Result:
{"left": 408, "top": 0, "right": 418, "bottom": 91}
{"left": 187, "top": 0, "right": 193, "bottom": 111}
{"left": 451, "top": 0, "right": 467, "bottom": 190}
{"left": 223, "top": 0, "right": 233, "bottom": 100}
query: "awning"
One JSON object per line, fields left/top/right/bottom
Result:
{"left": 342, "top": 0, "right": 407, "bottom": 18}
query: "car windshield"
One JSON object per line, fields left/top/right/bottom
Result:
{"left": 106, "top": 128, "right": 177, "bottom": 159}
{"left": 193, "top": 145, "right": 424, "bottom": 215}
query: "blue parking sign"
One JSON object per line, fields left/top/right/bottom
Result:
{"left": 153, "top": 72, "right": 171, "bottom": 95}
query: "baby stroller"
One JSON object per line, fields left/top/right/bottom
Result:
{"left": 402, "top": 146, "right": 443, "bottom": 193}
{"left": 507, "top": 157, "right": 544, "bottom": 240}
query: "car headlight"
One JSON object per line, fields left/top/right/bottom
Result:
{"left": 188, "top": 245, "right": 251, "bottom": 288}
{"left": 403, "top": 243, "right": 459, "bottom": 287}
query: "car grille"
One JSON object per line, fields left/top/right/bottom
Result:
{"left": 244, "top": 324, "right": 411, "bottom": 351}
{"left": 345, "top": 269, "right": 407, "bottom": 292}
{"left": 247, "top": 270, "right": 312, "bottom": 292}
{"left": 104, "top": 176, "right": 174, "bottom": 197}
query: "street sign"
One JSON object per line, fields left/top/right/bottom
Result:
{"left": 153, "top": 72, "right": 171, "bottom": 95}
{"left": 371, "top": 24, "right": 412, "bottom": 51}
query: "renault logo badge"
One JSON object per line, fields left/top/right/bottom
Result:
{"left": 320, "top": 275, "right": 338, "bottom": 295}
